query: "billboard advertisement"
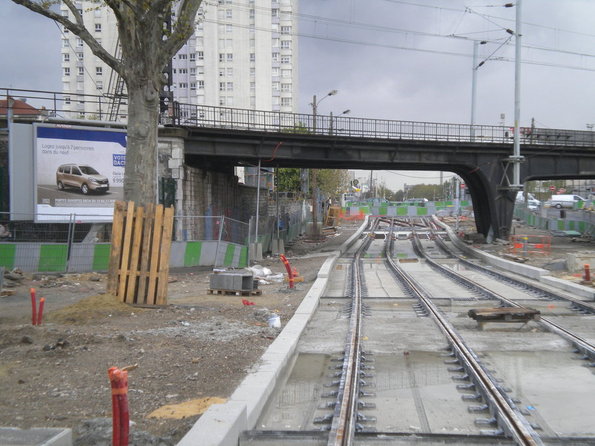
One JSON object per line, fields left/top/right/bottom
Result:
{"left": 34, "top": 124, "right": 127, "bottom": 222}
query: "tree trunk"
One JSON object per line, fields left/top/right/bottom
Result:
{"left": 123, "top": 81, "right": 160, "bottom": 205}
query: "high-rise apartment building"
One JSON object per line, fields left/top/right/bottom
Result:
{"left": 59, "top": 0, "right": 299, "bottom": 120}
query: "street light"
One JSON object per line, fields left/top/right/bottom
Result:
{"left": 311, "top": 89, "right": 337, "bottom": 133}
{"left": 330, "top": 109, "right": 351, "bottom": 135}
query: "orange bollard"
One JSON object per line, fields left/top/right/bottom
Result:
{"left": 30, "top": 288, "right": 37, "bottom": 326}
{"left": 108, "top": 367, "right": 129, "bottom": 446}
{"left": 584, "top": 264, "right": 591, "bottom": 282}
{"left": 279, "top": 254, "right": 294, "bottom": 289}
{"left": 37, "top": 298, "right": 45, "bottom": 326}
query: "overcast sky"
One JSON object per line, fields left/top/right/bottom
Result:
{"left": 2, "top": 0, "right": 595, "bottom": 191}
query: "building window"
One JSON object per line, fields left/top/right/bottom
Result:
{"left": 64, "top": 96, "right": 71, "bottom": 104}
{"left": 77, "top": 52, "right": 83, "bottom": 61}
{"left": 251, "top": 82, "right": 256, "bottom": 91}
{"left": 179, "top": 82, "right": 188, "bottom": 88}
{"left": 272, "top": 38, "right": 280, "bottom": 48}
{"left": 250, "top": 53, "right": 255, "bottom": 62}
{"left": 226, "top": 82, "right": 233, "bottom": 91}
{"left": 179, "top": 68, "right": 187, "bottom": 74}
{"left": 219, "top": 69, "right": 225, "bottom": 77}
{"left": 281, "top": 40, "right": 290, "bottom": 49}
{"left": 281, "top": 83, "right": 291, "bottom": 92}
{"left": 272, "top": 52, "right": 279, "bottom": 62}
{"left": 190, "top": 67, "right": 196, "bottom": 75}
{"left": 272, "top": 8, "right": 279, "bottom": 17}
{"left": 77, "top": 38, "right": 83, "bottom": 47}
{"left": 190, "top": 82, "right": 196, "bottom": 90}
{"left": 198, "top": 51, "right": 204, "bottom": 60}
{"left": 95, "top": 23, "right": 101, "bottom": 32}
{"left": 179, "top": 54, "right": 187, "bottom": 60}
{"left": 250, "top": 9, "right": 255, "bottom": 19}
{"left": 225, "top": 9, "right": 232, "bottom": 19}
{"left": 272, "top": 82, "right": 280, "bottom": 91}
{"left": 190, "top": 53, "right": 196, "bottom": 61}
{"left": 226, "top": 24, "right": 232, "bottom": 33}
{"left": 281, "top": 55, "right": 290, "bottom": 64}
{"left": 63, "top": 53, "right": 70, "bottom": 62}
{"left": 272, "top": 67, "right": 280, "bottom": 76}
{"left": 219, "top": 97, "right": 225, "bottom": 106}
{"left": 219, "top": 53, "right": 225, "bottom": 62}
{"left": 226, "top": 53, "right": 233, "bottom": 62}
{"left": 281, "top": 97, "right": 291, "bottom": 107}
{"left": 96, "top": 80, "right": 103, "bottom": 90}
{"left": 64, "top": 67, "right": 70, "bottom": 76}
{"left": 62, "top": 39, "right": 69, "bottom": 48}
{"left": 198, "top": 80, "right": 204, "bottom": 89}
{"left": 282, "top": 69, "right": 291, "bottom": 78}
{"left": 226, "top": 67, "right": 233, "bottom": 76}
{"left": 96, "top": 66, "right": 102, "bottom": 76}
{"left": 78, "top": 67, "right": 84, "bottom": 76}
{"left": 281, "top": 26, "right": 291, "bottom": 34}
{"left": 250, "top": 67, "right": 256, "bottom": 76}
{"left": 219, "top": 82, "right": 225, "bottom": 91}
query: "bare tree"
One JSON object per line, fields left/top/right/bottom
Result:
{"left": 11, "top": 0, "right": 204, "bottom": 204}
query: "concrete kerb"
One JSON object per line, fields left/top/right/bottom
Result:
{"left": 177, "top": 220, "right": 369, "bottom": 445}
{"left": 432, "top": 216, "right": 595, "bottom": 300}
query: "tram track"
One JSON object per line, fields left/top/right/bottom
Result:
{"left": 239, "top": 217, "right": 595, "bottom": 446}
{"left": 413, "top": 230, "right": 595, "bottom": 361}
{"left": 384, "top": 221, "right": 544, "bottom": 446}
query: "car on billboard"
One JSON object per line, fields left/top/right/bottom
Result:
{"left": 56, "top": 163, "right": 110, "bottom": 194}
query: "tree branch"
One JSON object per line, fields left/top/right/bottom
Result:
{"left": 160, "top": 0, "right": 203, "bottom": 59}
{"left": 11, "top": 0, "right": 125, "bottom": 75}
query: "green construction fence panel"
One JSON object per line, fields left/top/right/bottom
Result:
{"left": 557, "top": 220, "right": 565, "bottom": 231}
{"left": 39, "top": 244, "right": 68, "bottom": 272}
{"left": 397, "top": 206, "right": 408, "bottom": 216}
{"left": 238, "top": 246, "right": 248, "bottom": 268}
{"left": 92, "top": 244, "right": 111, "bottom": 271}
{"left": 0, "top": 244, "right": 16, "bottom": 269}
{"left": 223, "top": 244, "right": 235, "bottom": 266}
{"left": 416, "top": 207, "right": 428, "bottom": 216}
{"left": 379, "top": 206, "right": 387, "bottom": 215}
{"left": 184, "top": 241, "right": 202, "bottom": 267}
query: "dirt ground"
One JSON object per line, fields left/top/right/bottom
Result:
{"left": 0, "top": 224, "right": 360, "bottom": 445}
{"left": 1, "top": 217, "right": 593, "bottom": 445}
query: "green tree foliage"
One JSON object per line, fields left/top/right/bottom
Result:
{"left": 316, "top": 169, "right": 350, "bottom": 198}
{"left": 277, "top": 168, "right": 302, "bottom": 192}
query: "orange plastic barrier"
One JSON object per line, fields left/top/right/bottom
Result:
{"left": 508, "top": 234, "right": 551, "bottom": 256}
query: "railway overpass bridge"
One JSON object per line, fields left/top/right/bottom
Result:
{"left": 163, "top": 103, "right": 595, "bottom": 239}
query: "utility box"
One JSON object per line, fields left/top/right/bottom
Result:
{"left": 209, "top": 272, "right": 255, "bottom": 292}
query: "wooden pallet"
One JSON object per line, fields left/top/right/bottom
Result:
{"left": 107, "top": 201, "right": 174, "bottom": 306}
{"left": 207, "top": 288, "right": 262, "bottom": 296}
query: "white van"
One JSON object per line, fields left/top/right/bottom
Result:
{"left": 515, "top": 192, "right": 540, "bottom": 210}
{"left": 550, "top": 194, "right": 586, "bottom": 209}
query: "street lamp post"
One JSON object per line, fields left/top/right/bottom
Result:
{"left": 330, "top": 109, "right": 351, "bottom": 135}
{"left": 311, "top": 89, "right": 337, "bottom": 134}
{"left": 309, "top": 90, "right": 338, "bottom": 240}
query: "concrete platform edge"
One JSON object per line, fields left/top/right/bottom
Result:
{"left": 176, "top": 220, "right": 368, "bottom": 445}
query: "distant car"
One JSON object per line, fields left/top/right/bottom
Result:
{"left": 549, "top": 194, "right": 586, "bottom": 209}
{"left": 56, "top": 163, "right": 109, "bottom": 194}
{"left": 515, "top": 192, "right": 541, "bottom": 210}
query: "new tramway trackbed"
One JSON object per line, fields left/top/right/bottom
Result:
{"left": 189, "top": 217, "right": 595, "bottom": 446}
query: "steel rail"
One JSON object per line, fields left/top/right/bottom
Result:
{"left": 432, "top": 232, "right": 595, "bottom": 315}
{"left": 386, "top": 221, "right": 543, "bottom": 446}
{"left": 326, "top": 219, "right": 377, "bottom": 446}
{"left": 419, "top": 234, "right": 595, "bottom": 359}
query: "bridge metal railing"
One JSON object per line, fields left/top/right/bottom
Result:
{"left": 3, "top": 87, "right": 595, "bottom": 147}
{"left": 172, "top": 102, "right": 595, "bottom": 146}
